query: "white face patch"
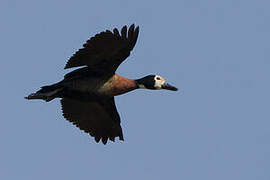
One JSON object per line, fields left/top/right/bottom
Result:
{"left": 154, "top": 75, "right": 166, "bottom": 89}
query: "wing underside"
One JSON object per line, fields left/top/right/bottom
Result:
{"left": 61, "top": 97, "right": 123, "bottom": 144}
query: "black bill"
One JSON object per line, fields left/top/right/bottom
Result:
{"left": 162, "top": 83, "right": 178, "bottom": 91}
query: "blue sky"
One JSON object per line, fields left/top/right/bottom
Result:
{"left": 1, "top": 0, "right": 270, "bottom": 179}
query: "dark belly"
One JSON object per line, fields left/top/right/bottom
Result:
{"left": 61, "top": 88, "right": 108, "bottom": 101}
{"left": 60, "top": 77, "right": 108, "bottom": 100}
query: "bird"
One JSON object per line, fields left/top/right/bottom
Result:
{"left": 25, "top": 24, "right": 178, "bottom": 144}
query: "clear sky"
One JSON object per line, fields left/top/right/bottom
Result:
{"left": 1, "top": 0, "right": 270, "bottom": 179}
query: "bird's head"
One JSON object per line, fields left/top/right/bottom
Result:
{"left": 135, "top": 75, "right": 178, "bottom": 91}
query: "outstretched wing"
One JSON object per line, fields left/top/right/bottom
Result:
{"left": 65, "top": 24, "right": 139, "bottom": 76}
{"left": 61, "top": 97, "right": 124, "bottom": 144}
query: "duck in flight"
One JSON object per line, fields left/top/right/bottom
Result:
{"left": 25, "top": 24, "right": 178, "bottom": 144}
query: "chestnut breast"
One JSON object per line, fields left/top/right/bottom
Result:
{"left": 99, "top": 74, "right": 137, "bottom": 96}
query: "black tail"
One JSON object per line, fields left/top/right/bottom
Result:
{"left": 25, "top": 83, "right": 63, "bottom": 102}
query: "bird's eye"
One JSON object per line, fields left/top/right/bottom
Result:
{"left": 156, "top": 77, "right": 161, "bottom": 80}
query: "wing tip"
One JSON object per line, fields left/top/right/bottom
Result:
{"left": 128, "top": 24, "right": 140, "bottom": 49}
{"left": 121, "top": 25, "right": 128, "bottom": 39}
{"left": 92, "top": 130, "right": 124, "bottom": 145}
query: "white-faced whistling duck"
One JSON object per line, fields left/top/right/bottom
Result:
{"left": 25, "top": 24, "right": 178, "bottom": 144}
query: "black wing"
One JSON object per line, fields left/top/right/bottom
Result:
{"left": 61, "top": 97, "right": 124, "bottom": 144}
{"left": 65, "top": 24, "right": 139, "bottom": 76}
